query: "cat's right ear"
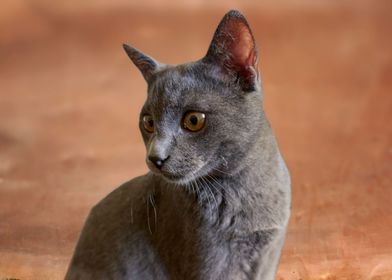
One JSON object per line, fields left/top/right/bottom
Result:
{"left": 204, "top": 10, "right": 258, "bottom": 92}
{"left": 123, "top": 44, "right": 159, "bottom": 82}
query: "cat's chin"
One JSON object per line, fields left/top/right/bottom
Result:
{"left": 160, "top": 173, "right": 191, "bottom": 185}
{"left": 152, "top": 170, "right": 197, "bottom": 186}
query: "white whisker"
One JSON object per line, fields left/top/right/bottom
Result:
{"left": 207, "top": 174, "right": 235, "bottom": 203}
{"left": 200, "top": 176, "right": 217, "bottom": 211}
{"left": 149, "top": 193, "right": 157, "bottom": 232}
{"left": 212, "top": 167, "right": 231, "bottom": 176}
{"left": 146, "top": 195, "right": 152, "bottom": 234}
{"left": 200, "top": 177, "right": 213, "bottom": 210}
{"left": 192, "top": 179, "right": 201, "bottom": 205}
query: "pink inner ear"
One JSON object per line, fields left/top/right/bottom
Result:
{"left": 229, "top": 23, "right": 257, "bottom": 69}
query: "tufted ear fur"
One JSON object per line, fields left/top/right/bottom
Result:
{"left": 123, "top": 44, "right": 160, "bottom": 82}
{"left": 204, "top": 10, "right": 259, "bottom": 92}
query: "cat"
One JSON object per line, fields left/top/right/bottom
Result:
{"left": 65, "top": 10, "right": 291, "bottom": 280}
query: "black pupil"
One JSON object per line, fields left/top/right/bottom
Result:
{"left": 148, "top": 119, "right": 153, "bottom": 128}
{"left": 189, "top": 115, "right": 198, "bottom": 126}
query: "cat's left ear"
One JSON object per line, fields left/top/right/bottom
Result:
{"left": 123, "top": 44, "right": 160, "bottom": 82}
{"left": 204, "top": 10, "right": 258, "bottom": 92}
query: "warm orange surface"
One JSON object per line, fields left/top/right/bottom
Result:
{"left": 1, "top": 1, "right": 392, "bottom": 279}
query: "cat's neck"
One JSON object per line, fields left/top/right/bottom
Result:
{"left": 156, "top": 117, "right": 287, "bottom": 230}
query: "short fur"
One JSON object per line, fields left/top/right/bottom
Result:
{"left": 65, "top": 10, "right": 291, "bottom": 280}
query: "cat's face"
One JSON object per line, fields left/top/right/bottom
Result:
{"left": 139, "top": 63, "right": 263, "bottom": 184}
{"left": 124, "top": 10, "right": 263, "bottom": 184}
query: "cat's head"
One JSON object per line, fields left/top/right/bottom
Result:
{"left": 123, "top": 10, "right": 264, "bottom": 185}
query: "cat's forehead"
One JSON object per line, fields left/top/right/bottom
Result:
{"left": 151, "top": 66, "right": 197, "bottom": 96}
{"left": 146, "top": 63, "right": 233, "bottom": 109}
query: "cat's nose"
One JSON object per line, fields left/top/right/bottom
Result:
{"left": 148, "top": 155, "right": 169, "bottom": 169}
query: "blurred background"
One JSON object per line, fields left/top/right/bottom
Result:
{"left": 1, "top": 0, "right": 391, "bottom": 279}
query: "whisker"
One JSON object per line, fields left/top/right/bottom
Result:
{"left": 206, "top": 174, "right": 227, "bottom": 205}
{"left": 207, "top": 174, "right": 235, "bottom": 203}
{"left": 201, "top": 176, "right": 218, "bottom": 211}
{"left": 197, "top": 178, "right": 212, "bottom": 210}
{"left": 212, "top": 167, "right": 232, "bottom": 176}
{"left": 150, "top": 193, "right": 157, "bottom": 232}
{"left": 205, "top": 174, "right": 223, "bottom": 197}
{"left": 190, "top": 180, "right": 197, "bottom": 196}
{"left": 192, "top": 179, "right": 201, "bottom": 205}
{"left": 203, "top": 175, "right": 218, "bottom": 208}
{"left": 146, "top": 195, "right": 152, "bottom": 234}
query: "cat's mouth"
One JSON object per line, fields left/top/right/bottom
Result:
{"left": 158, "top": 169, "right": 201, "bottom": 185}
{"left": 146, "top": 156, "right": 212, "bottom": 185}
{"left": 150, "top": 166, "right": 204, "bottom": 186}
{"left": 161, "top": 172, "right": 187, "bottom": 182}
{"left": 146, "top": 161, "right": 188, "bottom": 184}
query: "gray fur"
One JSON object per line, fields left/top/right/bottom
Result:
{"left": 65, "top": 10, "right": 291, "bottom": 280}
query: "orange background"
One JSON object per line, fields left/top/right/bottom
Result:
{"left": 1, "top": 0, "right": 391, "bottom": 279}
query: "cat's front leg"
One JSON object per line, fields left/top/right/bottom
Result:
{"left": 227, "top": 227, "right": 287, "bottom": 280}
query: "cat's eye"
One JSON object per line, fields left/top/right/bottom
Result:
{"left": 142, "top": 115, "right": 154, "bottom": 133}
{"left": 182, "top": 111, "right": 206, "bottom": 132}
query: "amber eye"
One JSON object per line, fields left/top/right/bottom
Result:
{"left": 142, "top": 115, "right": 154, "bottom": 133}
{"left": 182, "top": 111, "right": 206, "bottom": 132}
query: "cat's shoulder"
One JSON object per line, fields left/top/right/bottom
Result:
{"left": 74, "top": 173, "right": 157, "bottom": 244}
{"left": 89, "top": 173, "right": 156, "bottom": 220}
{"left": 65, "top": 173, "right": 164, "bottom": 279}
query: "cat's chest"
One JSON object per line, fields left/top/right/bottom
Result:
{"left": 150, "top": 220, "right": 271, "bottom": 280}
{"left": 147, "top": 195, "right": 265, "bottom": 279}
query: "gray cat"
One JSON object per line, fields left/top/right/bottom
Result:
{"left": 65, "top": 10, "right": 291, "bottom": 280}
